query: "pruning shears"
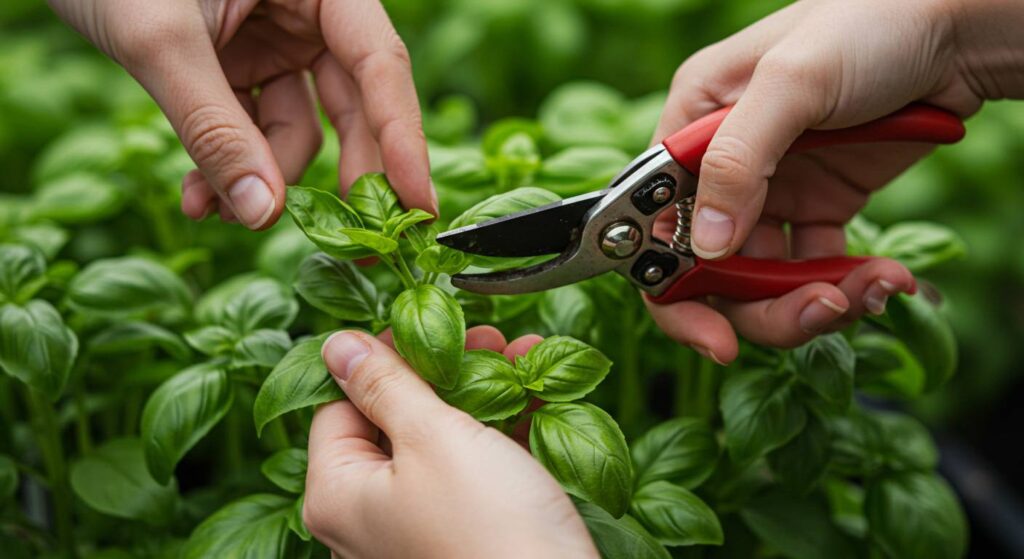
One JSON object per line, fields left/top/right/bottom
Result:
{"left": 436, "top": 105, "right": 965, "bottom": 303}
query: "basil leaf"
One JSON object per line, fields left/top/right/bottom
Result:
{"left": 288, "top": 495, "right": 311, "bottom": 541}
{"left": 429, "top": 144, "right": 491, "bottom": 189}
{"left": 9, "top": 223, "right": 69, "bottom": 260}
{"left": 256, "top": 223, "right": 317, "bottom": 284}
{"left": 872, "top": 222, "right": 966, "bottom": 272}
{"left": 792, "top": 333, "right": 855, "bottom": 409}
{"left": 285, "top": 186, "right": 373, "bottom": 260}
{"left": 865, "top": 473, "right": 966, "bottom": 559}
{"left": 70, "top": 438, "right": 178, "bottom": 525}
{"left": 184, "top": 326, "right": 238, "bottom": 357}
{"left": 825, "top": 479, "right": 868, "bottom": 538}
{"left": 391, "top": 285, "right": 465, "bottom": 389}
{"left": 423, "top": 95, "right": 476, "bottom": 144}
{"left": 32, "top": 125, "right": 123, "bottom": 183}
{"left": 0, "top": 454, "right": 18, "bottom": 501}
{"left": 576, "top": 500, "right": 670, "bottom": 559}
{"left": 539, "top": 82, "right": 625, "bottom": 149}
{"left": 767, "top": 412, "right": 830, "bottom": 494}
{"left": 518, "top": 336, "right": 611, "bottom": 402}
{"left": 141, "top": 363, "right": 234, "bottom": 484}
{"left": 68, "top": 257, "right": 191, "bottom": 316}
{"left": 630, "top": 481, "right": 722, "bottom": 547}
{"left": 719, "top": 369, "right": 806, "bottom": 464}
{"left": 294, "top": 253, "right": 383, "bottom": 322}
{"left": 852, "top": 332, "right": 925, "bottom": 398}
{"left": 232, "top": 329, "right": 292, "bottom": 369}
{"left": 261, "top": 448, "right": 307, "bottom": 494}
{"left": 31, "top": 172, "right": 126, "bottom": 224}
{"left": 0, "top": 243, "right": 45, "bottom": 304}
{"left": 845, "top": 214, "right": 882, "bottom": 256}
{"left": 487, "top": 132, "right": 541, "bottom": 189}
{"left": 537, "top": 146, "right": 632, "bottom": 197}
{"left": 740, "top": 489, "right": 857, "bottom": 559}
{"left": 194, "top": 274, "right": 258, "bottom": 325}
{"left": 631, "top": 418, "right": 718, "bottom": 490}
{"left": 0, "top": 300, "right": 78, "bottom": 400}
{"left": 416, "top": 245, "right": 471, "bottom": 276}
{"left": 530, "top": 402, "right": 633, "bottom": 518}
{"left": 182, "top": 494, "right": 294, "bottom": 559}
{"left": 253, "top": 333, "right": 344, "bottom": 436}
{"left": 336, "top": 228, "right": 399, "bottom": 255}
{"left": 222, "top": 278, "right": 299, "bottom": 335}
{"left": 438, "top": 349, "right": 528, "bottom": 422}
{"left": 539, "top": 285, "right": 594, "bottom": 339}
{"left": 829, "top": 409, "right": 937, "bottom": 478}
{"left": 88, "top": 321, "right": 190, "bottom": 361}
{"left": 450, "top": 187, "right": 562, "bottom": 231}
{"left": 383, "top": 209, "right": 433, "bottom": 240}
{"left": 346, "top": 173, "right": 402, "bottom": 231}
{"left": 886, "top": 293, "right": 956, "bottom": 392}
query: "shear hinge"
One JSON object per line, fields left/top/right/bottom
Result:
{"left": 671, "top": 195, "right": 695, "bottom": 256}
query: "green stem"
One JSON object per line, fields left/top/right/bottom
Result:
{"left": 224, "top": 400, "right": 244, "bottom": 476}
{"left": 617, "top": 305, "right": 642, "bottom": 435}
{"left": 264, "top": 418, "right": 291, "bottom": 451}
{"left": 141, "top": 194, "right": 179, "bottom": 254}
{"left": 382, "top": 257, "right": 415, "bottom": 290}
{"left": 73, "top": 382, "right": 92, "bottom": 455}
{"left": 394, "top": 251, "right": 418, "bottom": 287}
{"left": 673, "top": 347, "right": 717, "bottom": 419}
{"left": 27, "top": 389, "right": 75, "bottom": 557}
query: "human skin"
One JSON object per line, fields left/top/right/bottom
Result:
{"left": 647, "top": 0, "right": 1024, "bottom": 362}
{"left": 48, "top": 0, "right": 436, "bottom": 229}
{"left": 305, "top": 326, "right": 599, "bottom": 559}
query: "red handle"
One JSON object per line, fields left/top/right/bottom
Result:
{"left": 662, "top": 103, "right": 965, "bottom": 175}
{"left": 649, "top": 255, "right": 917, "bottom": 304}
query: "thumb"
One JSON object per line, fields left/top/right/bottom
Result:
{"left": 321, "top": 330, "right": 452, "bottom": 440}
{"left": 691, "top": 56, "right": 825, "bottom": 259}
{"left": 123, "top": 11, "right": 284, "bottom": 230}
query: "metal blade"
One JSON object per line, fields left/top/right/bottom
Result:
{"left": 435, "top": 190, "right": 608, "bottom": 257}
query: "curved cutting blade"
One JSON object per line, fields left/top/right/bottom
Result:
{"left": 435, "top": 190, "right": 608, "bottom": 257}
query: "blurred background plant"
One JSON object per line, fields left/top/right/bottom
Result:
{"left": 1, "top": 0, "right": 1023, "bottom": 557}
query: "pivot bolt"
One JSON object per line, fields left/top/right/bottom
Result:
{"left": 652, "top": 186, "right": 672, "bottom": 204}
{"left": 642, "top": 265, "right": 664, "bottom": 284}
{"left": 600, "top": 222, "right": 642, "bottom": 259}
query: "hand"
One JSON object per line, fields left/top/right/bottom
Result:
{"left": 648, "top": 0, "right": 1024, "bottom": 361}
{"left": 304, "top": 326, "right": 598, "bottom": 559}
{"left": 49, "top": 0, "right": 435, "bottom": 229}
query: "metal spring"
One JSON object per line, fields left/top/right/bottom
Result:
{"left": 672, "top": 195, "right": 695, "bottom": 255}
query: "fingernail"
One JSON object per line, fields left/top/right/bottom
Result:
{"left": 692, "top": 206, "right": 734, "bottom": 259}
{"left": 429, "top": 185, "right": 440, "bottom": 216}
{"left": 864, "top": 280, "right": 898, "bottom": 315}
{"left": 227, "top": 175, "right": 275, "bottom": 229}
{"left": 321, "top": 332, "right": 370, "bottom": 382}
{"left": 799, "top": 297, "right": 847, "bottom": 334}
{"left": 692, "top": 345, "right": 726, "bottom": 366}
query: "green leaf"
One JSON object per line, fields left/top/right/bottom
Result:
{"left": 336, "top": 228, "right": 399, "bottom": 255}
{"left": 438, "top": 349, "right": 528, "bottom": 422}
{"left": 740, "top": 490, "right": 857, "bottom": 559}
{"left": 450, "top": 187, "right": 562, "bottom": 231}
{"left": 141, "top": 363, "right": 234, "bottom": 484}
{"left": 0, "top": 243, "right": 45, "bottom": 304}
{"left": 530, "top": 402, "right": 633, "bottom": 518}
{"left": 254, "top": 333, "right": 344, "bottom": 436}
{"left": 184, "top": 326, "right": 238, "bottom": 357}
{"left": 288, "top": 495, "right": 311, "bottom": 541}
{"left": 518, "top": 336, "right": 611, "bottom": 402}
{"left": 182, "top": 494, "right": 294, "bottom": 559}
{"left": 487, "top": 132, "right": 541, "bottom": 189}
{"left": 539, "top": 82, "right": 626, "bottom": 149}
{"left": 537, "top": 146, "right": 632, "bottom": 197}
{"left": 9, "top": 222, "right": 69, "bottom": 260}
{"left": 31, "top": 172, "right": 125, "bottom": 224}
{"left": 32, "top": 125, "right": 123, "bottom": 183}
{"left": 429, "top": 144, "right": 491, "bottom": 189}
{"left": 792, "top": 333, "right": 855, "bottom": 409}
{"left": 539, "top": 285, "right": 594, "bottom": 339}
{"left": 630, "top": 481, "right": 722, "bottom": 547}
{"left": 829, "top": 409, "right": 937, "bottom": 478}
{"left": 767, "top": 412, "right": 830, "bottom": 494}
{"left": 233, "top": 329, "right": 292, "bottom": 369}
{"left": 720, "top": 369, "right": 806, "bottom": 464}
{"left": 88, "top": 321, "right": 190, "bottom": 361}
{"left": 852, "top": 332, "right": 925, "bottom": 398}
{"left": 256, "top": 223, "right": 318, "bottom": 283}
{"left": 222, "top": 278, "right": 299, "bottom": 335}
{"left": 631, "top": 418, "right": 718, "bottom": 490}
{"left": 865, "top": 473, "right": 967, "bottom": 559}
{"left": 347, "top": 173, "right": 402, "bottom": 231}
{"left": 0, "top": 300, "right": 78, "bottom": 400}
{"left": 67, "top": 257, "right": 190, "bottom": 316}
{"left": 383, "top": 209, "right": 433, "bottom": 240}
{"left": 391, "top": 285, "right": 465, "bottom": 389}
{"left": 885, "top": 293, "right": 956, "bottom": 392}
{"left": 576, "top": 501, "right": 670, "bottom": 559}
{"left": 0, "top": 454, "right": 18, "bottom": 501}
{"left": 294, "top": 253, "right": 383, "bottom": 322}
{"left": 261, "top": 448, "right": 308, "bottom": 494}
{"left": 415, "top": 245, "right": 471, "bottom": 275}
{"left": 872, "top": 222, "right": 966, "bottom": 272}
{"left": 285, "top": 186, "right": 373, "bottom": 260}
{"left": 845, "top": 214, "right": 882, "bottom": 256}
{"left": 70, "top": 438, "right": 178, "bottom": 525}
{"left": 194, "top": 274, "right": 258, "bottom": 326}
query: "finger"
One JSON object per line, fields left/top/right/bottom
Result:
{"left": 257, "top": 71, "right": 323, "bottom": 184}
{"left": 320, "top": 1, "right": 436, "bottom": 214}
{"left": 313, "top": 55, "right": 384, "bottom": 194}
{"left": 690, "top": 50, "right": 830, "bottom": 260}
{"left": 122, "top": 11, "right": 284, "bottom": 230}
{"left": 466, "top": 326, "right": 507, "bottom": 353}
{"left": 321, "top": 330, "right": 452, "bottom": 442}
{"left": 181, "top": 169, "right": 217, "bottom": 220}
{"left": 644, "top": 299, "right": 737, "bottom": 364}
{"left": 307, "top": 400, "right": 385, "bottom": 473}
{"left": 739, "top": 219, "right": 788, "bottom": 258}
{"left": 790, "top": 223, "right": 846, "bottom": 259}
{"left": 714, "top": 284, "right": 850, "bottom": 348}
{"left": 503, "top": 334, "right": 544, "bottom": 362}
{"left": 829, "top": 258, "right": 915, "bottom": 328}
